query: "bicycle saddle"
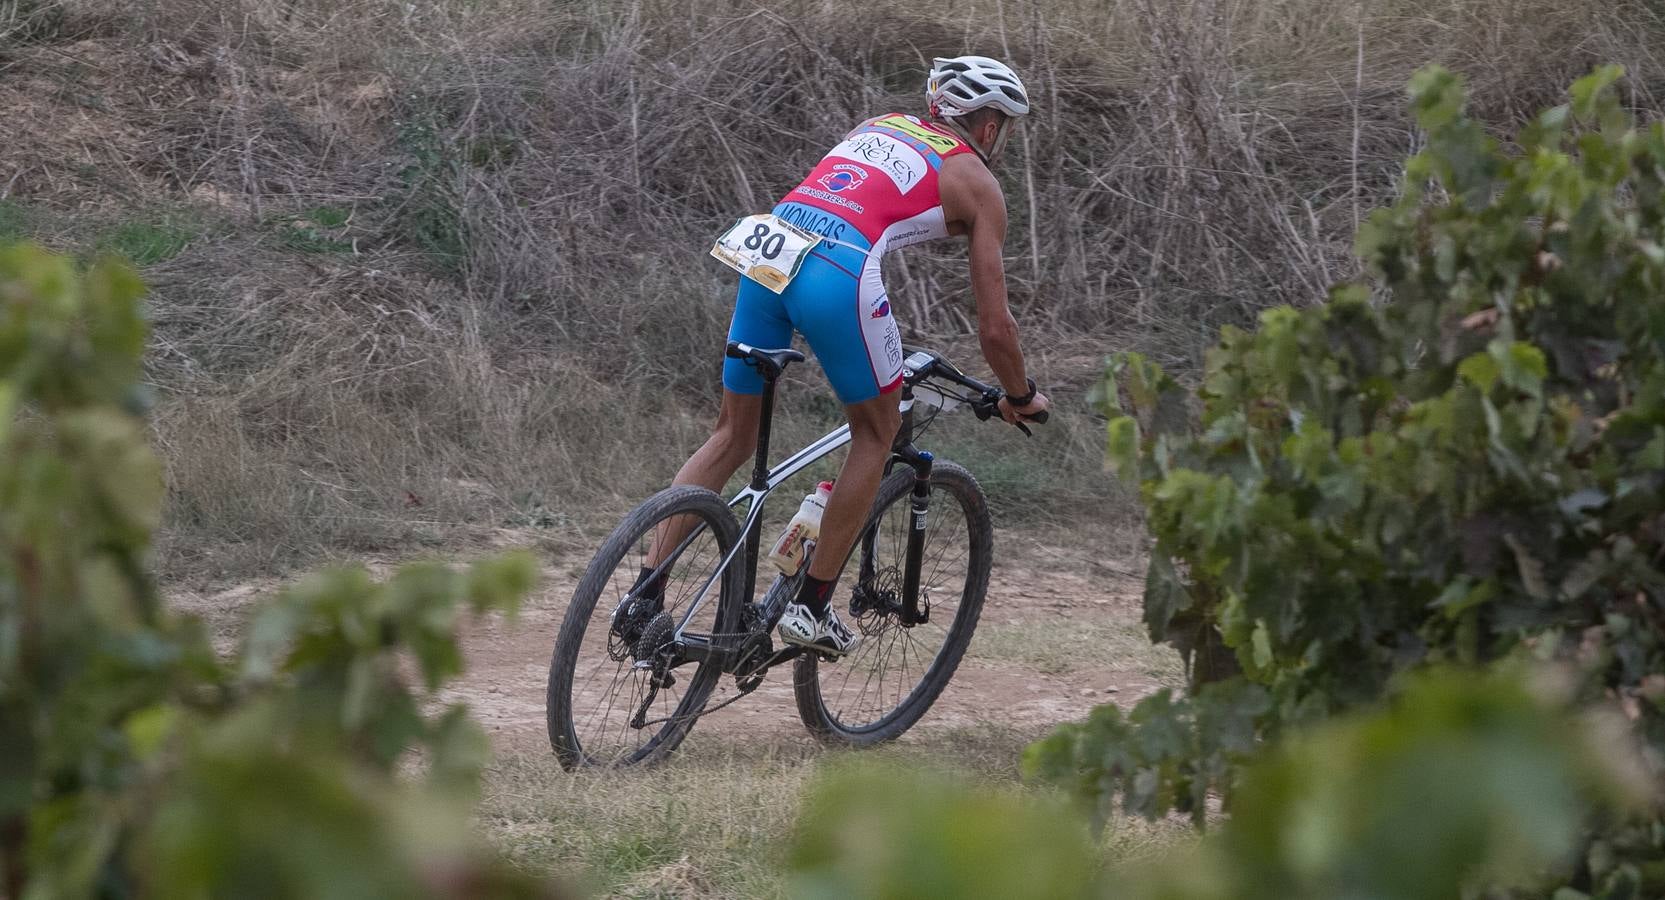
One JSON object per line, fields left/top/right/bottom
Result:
{"left": 725, "top": 341, "right": 804, "bottom": 380}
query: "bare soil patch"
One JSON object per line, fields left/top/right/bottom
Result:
{"left": 167, "top": 526, "right": 1175, "bottom": 756}
{"left": 460, "top": 528, "right": 1170, "bottom": 756}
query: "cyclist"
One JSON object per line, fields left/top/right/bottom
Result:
{"left": 639, "top": 55, "right": 1050, "bottom": 655}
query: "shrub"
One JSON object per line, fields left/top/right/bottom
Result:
{"left": 0, "top": 243, "right": 562, "bottom": 898}
{"left": 794, "top": 669, "right": 1644, "bottom": 899}
{"left": 1026, "top": 64, "right": 1665, "bottom": 897}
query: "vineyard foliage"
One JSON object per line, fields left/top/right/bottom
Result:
{"left": 793, "top": 669, "right": 1641, "bottom": 899}
{"left": 1025, "top": 65, "right": 1665, "bottom": 896}
{"left": 1107, "top": 671, "right": 1648, "bottom": 900}
{"left": 0, "top": 243, "right": 557, "bottom": 897}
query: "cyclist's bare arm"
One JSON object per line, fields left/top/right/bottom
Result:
{"left": 940, "top": 154, "right": 1051, "bottom": 422}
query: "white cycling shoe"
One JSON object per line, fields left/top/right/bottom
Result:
{"left": 778, "top": 601, "right": 861, "bottom": 657}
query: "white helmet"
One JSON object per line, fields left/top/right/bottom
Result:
{"left": 926, "top": 56, "right": 1031, "bottom": 119}
{"left": 925, "top": 55, "right": 1029, "bottom": 161}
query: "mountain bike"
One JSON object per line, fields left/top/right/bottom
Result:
{"left": 545, "top": 340, "right": 1046, "bottom": 769}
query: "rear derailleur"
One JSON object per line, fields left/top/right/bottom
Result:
{"left": 629, "top": 613, "right": 678, "bottom": 729}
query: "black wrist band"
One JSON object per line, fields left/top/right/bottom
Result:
{"left": 1007, "top": 377, "right": 1037, "bottom": 407}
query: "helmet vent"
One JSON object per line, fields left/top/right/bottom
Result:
{"left": 924, "top": 55, "right": 1030, "bottom": 118}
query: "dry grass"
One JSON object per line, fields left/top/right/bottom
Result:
{"left": 1, "top": 0, "right": 1662, "bottom": 580}
{"left": 481, "top": 729, "right": 1195, "bottom": 898}
{"left": 972, "top": 614, "right": 1184, "bottom": 680}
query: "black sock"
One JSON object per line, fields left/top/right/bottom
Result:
{"left": 633, "top": 566, "right": 667, "bottom": 601}
{"left": 797, "top": 574, "right": 837, "bottom": 617}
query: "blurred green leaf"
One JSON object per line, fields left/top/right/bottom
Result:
{"left": 1112, "top": 670, "right": 1651, "bottom": 900}
{"left": 0, "top": 242, "right": 554, "bottom": 897}
{"left": 1107, "top": 415, "right": 1140, "bottom": 482}
{"left": 791, "top": 763, "right": 1098, "bottom": 900}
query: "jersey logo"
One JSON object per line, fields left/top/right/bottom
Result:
{"left": 817, "top": 163, "right": 868, "bottom": 193}
{"left": 870, "top": 298, "right": 891, "bottom": 319}
{"left": 873, "top": 114, "right": 960, "bottom": 155}
{"left": 828, "top": 132, "right": 928, "bottom": 195}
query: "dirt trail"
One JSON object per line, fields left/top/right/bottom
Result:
{"left": 169, "top": 531, "right": 1175, "bottom": 757}
{"left": 443, "top": 534, "right": 1171, "bottom": 755}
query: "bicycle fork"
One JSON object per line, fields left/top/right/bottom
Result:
{"left": 894, "top": 444, "right": 934, "bottom": 627}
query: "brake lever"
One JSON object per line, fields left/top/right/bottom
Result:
{"left": 977, "top": 389, "right": 1036, "bottom": 437}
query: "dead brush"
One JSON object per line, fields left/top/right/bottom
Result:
{"left": 12, "top": 0, "right": 1661, "bottom": 579}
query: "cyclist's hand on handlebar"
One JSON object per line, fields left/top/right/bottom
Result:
{"left": 998, "top": 390, "right": 1050, "bottom": 427}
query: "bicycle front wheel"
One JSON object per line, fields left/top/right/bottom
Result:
{"left": 792, "top": 460, "right": 992, "bottom": 745}
{"left": 546, "top": 485, "right": 744, "bottom": 769}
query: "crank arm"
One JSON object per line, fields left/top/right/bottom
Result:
{"left": 760, "top": 645, "right": 805, "bottom": 669}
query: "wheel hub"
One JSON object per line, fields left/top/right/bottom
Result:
{"left": 849, "top": 567, "right": 905, "bottom": 635}
{"left": 631, "top": 611, "right": 675, "bottom": 664}
{"left": 609, "top": 592, "right": 663, "bottom": 661}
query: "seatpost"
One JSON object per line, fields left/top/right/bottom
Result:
{"left": 750, "top": 369, "right": 779, "bottom": 491}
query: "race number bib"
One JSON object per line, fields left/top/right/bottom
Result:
{"left": 710, "top": 214, "right": 820, "bottom": 294}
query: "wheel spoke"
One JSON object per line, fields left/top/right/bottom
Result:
{"left": 808, "top": 466, "right": 987, "bottom": 736}
{"left": 548, "top": 488, "right": 740, "bottom": 769}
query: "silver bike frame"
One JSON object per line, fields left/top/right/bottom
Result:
{"left": 672, "top": 398, "right": 918, "bottom": 637}
{"left": 671, "top": 424, "right": 848, "bottom": 636}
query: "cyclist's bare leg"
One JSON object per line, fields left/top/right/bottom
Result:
{"left": 807, "top": 389, "right": 903, "bottom": 583}
{"left": 643, "top": 389, "right": 761, "bottom": 570}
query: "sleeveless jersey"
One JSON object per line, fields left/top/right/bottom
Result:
{"left": 722, "top": 113, "right": 977, "bottom": 403}
{"left": 773, "top": 112, "right": 977, "bottom": 265}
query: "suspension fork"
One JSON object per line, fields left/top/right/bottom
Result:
{"left": 861, "top": 393, "right": 915, "bottom": 588}
{"left": 894, "top": 443, "right": 934, "bottom": 626}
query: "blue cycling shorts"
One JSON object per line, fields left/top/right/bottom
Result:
{"left": 722, "top": 204, "right": 903, "bottom": 404}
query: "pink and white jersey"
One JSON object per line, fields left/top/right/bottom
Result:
{"left": 777, "top": 112, "right": 976, "bottom": 259}
{"left": 761, "top": 114, "right": 976, "bottom": 391}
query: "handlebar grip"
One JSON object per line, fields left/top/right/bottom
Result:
{"left": 1025, "top": 409, "right": 1049, "bottom": 424}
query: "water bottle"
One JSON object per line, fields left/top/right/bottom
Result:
{"left": 767, "top": 480, "right": 834, "bottom": 575}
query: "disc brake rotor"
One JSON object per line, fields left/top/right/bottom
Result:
{"left": 850, "top": 567, "right": 903, "bottom": 636}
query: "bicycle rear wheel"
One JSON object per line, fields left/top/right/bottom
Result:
{"left": 792, "top": 460, "right": 992, "bottom": 745}
{"left": 546, "top": 485, "right": 744, "bottom": 769}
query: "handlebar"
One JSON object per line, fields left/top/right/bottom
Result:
{"left": 969, "top": 391, "right": 1049, "bottom": 436}
{"left": 901, "top": 346, "right": 1049, "bottom": 437}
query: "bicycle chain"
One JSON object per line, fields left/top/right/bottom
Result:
{"left": 630, "top": 642, "right": 829, "bottom": 730}
{"left": 624, "top": 578, "right": 883, "bottom": 730}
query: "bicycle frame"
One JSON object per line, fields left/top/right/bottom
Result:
{"left": 661, "top": 360, "right": 937, "bottom": 663}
